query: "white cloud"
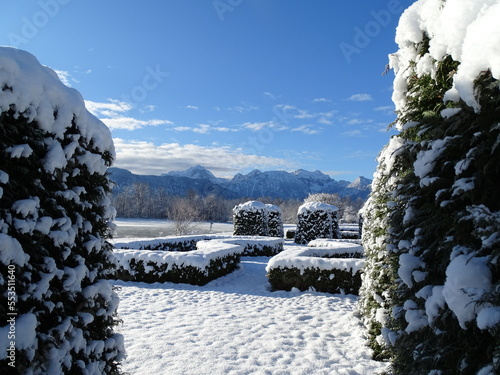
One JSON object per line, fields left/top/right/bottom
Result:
{"left": 174, "top": 124, "right": 239, "bottom": 134}
{"left": 182, "top": 105, "right": 199, "bottom": 110}
{"left": 318, "top": 117, "right": 333, "bottom": 125}
{"left": 139, "top": 104, "right": 156, "bottom": 113}
{"left": 263, "top": 92, "right": 280, "bottom": 100}
{"left": 86, "top": 99, "right": 174, "bottom": 130}
{"left": 273, "top": 105, "right": 336, "bottom": 125}
{"left": 85, "top": 99, "right": 133, "bottom": 118}
{"left": 313, "top": 98, "right": 332, "bottom": 103}
{"left": 243, "top": 121, "right": 288, "bottom": 132}
{"left": 292, "top": 125, "right": 321, "bottom": 135}
{"left": 347, "top": 93, "right": 373, "bottom": 102}
{"left": 294, "top": 109, "right": 314, "bottom": 119}
{"left": 102, "top": 117, "right": 173, "bottom": 130}
{"left": 373, "top": 105, "right": 395, "bottom": 115}
{"left": 228, "top": 102, "right": 259, "bottom": 113}
{"left": 112, "top": 138, "right": 295, "bottom": 178}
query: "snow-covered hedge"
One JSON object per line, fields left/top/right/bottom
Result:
{"left": 360, "top": 1, "right": 500, "bottom": 373}
{"left": 233, "top": 201, "right": 269, "bottom": 236}
{"left": 308, "top": 238, "right": 363, "bottom": 254}
{"left": 113, "top": 234, "right": 213, "bottom": 252}
{"left": 294, "top": 202, "right": 339, "bottom": 244}
{"left": 221, "top": 236, "right": 283, "bottom": 256}
{"left": 339, "top": 223, "right": 361, "bottom": 240}
{"left": 114, "top": 241, "right": 243, "bottom": 285}
{"left": 266, "top": 242, "right": 364, "bottom": 294}
{"left": 266, "top": 204, "right": 284, "bottom": 238}
{"left": 233, "top": 201, "right": 284, "bottom": 238}
{"left": 114, "top": 235, "right": 284, "bottom": 257}
{"left": 0, "top": 48, "right": 124, "bottom": 373}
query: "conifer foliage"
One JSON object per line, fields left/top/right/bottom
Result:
{"left": 360, "top": 1, "right": 500, "bottom": 373}
{"left": 233, "top": 201, "right": 269, "bottom": 236}
{"left": 0, "top": 48, "right": 124, "bottom": 374}
{"left": 294, "top": 202, "right": 339, "bottom": 245}
{"left": 233, "top": 201, "right": 284, "bottom": 238}
{"left": 266, "top": 204, "right": 284, "bottom": 238}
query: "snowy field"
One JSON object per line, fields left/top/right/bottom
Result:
{"left": 113, "top": 246, "right": 387, "bottom": 374}
{"left": 113, "top": 218, "right": 234, "bottom": 238}
{"left": 113, "top": 218, "right": 300, "bottom": 239}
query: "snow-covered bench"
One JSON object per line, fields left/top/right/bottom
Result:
{"left": 266, "top": 241, "right": 365, "bottom": 295}
{"left": 113, "top": 240, "right": 243, "bottom": 285}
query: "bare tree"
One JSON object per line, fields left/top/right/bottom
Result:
{"left": 167, "top": 196, "right": 199, "bottom": 235}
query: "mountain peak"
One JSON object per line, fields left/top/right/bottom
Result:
{"left": 347, "top": 176, "right": 372, "bottom": 190}
{"left": 165, "top": 165, "right": 224, "bottom": 183}
{"left": 293, "top": 169, "right": 331, "bottom": 181}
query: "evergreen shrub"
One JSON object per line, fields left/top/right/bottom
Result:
{"left": 359, "top": 2, "right": 500, "bottom": 373}
{"left": 0, "top": 48, "right": 124, "bottom": 374}
{"left": 266, "top": 244, "right": 364, "bottom": 294}
{"left": 266, "top": 204, "right": 284, "bottom": 238}
{"left": 114, "top": 241, "right": 243, "bottom": 285}
{"left": 233, "top": 201, "right": 269, "bottom": 236}
{"left": 294, "top": 202, "right": 339, "bottom": 244}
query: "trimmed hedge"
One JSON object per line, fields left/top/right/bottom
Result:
{"left": 266, "top": 204, "right": 284, "bottom": 238}
{"left": 266, "top": 244, "right": 364, "bottom": 294}
{"left": 267, "top": 266, "right": 362, "bottom": 295}
{"left": 220, "top": 236, "right": 284, "bottom": 256}
{"left": 114, "top": 235, "right": 212, "bottom": 252}
{"left": 113, "top": 235, "right": 284, "bottom": 257}
{"left": 113, "top": 241, "right": 243, "bottom": 285}
{"left": 294, "top": 202, "right": 340, "bottom": 244}
{"left": 233, "top": 201, "right": 268, "bottom": 236}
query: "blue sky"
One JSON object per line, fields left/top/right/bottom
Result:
{"left": 1, "top": 0, "right": 406, "bottom": 181}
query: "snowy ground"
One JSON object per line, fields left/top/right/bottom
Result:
{"left": 113, "top": 218, "right": 234, "bottom": 238}
{"left": 113, "top": 248, "right": 387, "bottom": 374}
{"left": 113, "top": 218, "right": 299, "bottom": 239}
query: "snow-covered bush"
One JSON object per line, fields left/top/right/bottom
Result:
{"left": 360, "top": 1, "right": 500, "bottom": 373}
{"left": 0, "top": 48, "right": 124, "bottom": 373}
{"left": 294, "top": 202, "right": 339, "bottom": 244}
{"left": 221, "top": 236, "right": 284, "bottom": 256}
{"left": 114, "top": 235, "right": 284, "bottom": 257}
{"left": 233, "top": 201, "right": 269, "bottom": 236}
{"left": 114, "top": 234, "right": 213, "bottom": 252}
{"left": 266, "top": 242, "right": 364, "bottom": 294}
{"left": 114, "top": 241, "right": 243, "bottom": 285}
{"left": 266, "top": 204, "right": 284, "bottom": 238}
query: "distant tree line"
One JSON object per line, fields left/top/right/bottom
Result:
{"left": 110, "top": 183, "right": 365, "bottom": 223}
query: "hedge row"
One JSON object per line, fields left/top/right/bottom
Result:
{"left": 266, "top": 243, "right": 364, "bottom": 294}
{"left": 113, "top": 235, "right": 284, "bottom": 257}
{"left": 113, "top": 241, "right": 243, "bottom": 285}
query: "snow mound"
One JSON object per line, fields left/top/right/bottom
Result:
{"left": 0, "top": 47, "right": 114, "bottom": 157}
{"left": 391, "top": 0, "right": 500, "bottom": 115}
{"left": 298, "top": 201, "right": 338, "bottom": 215}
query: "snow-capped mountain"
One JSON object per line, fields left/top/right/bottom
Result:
{"left": 347, "top": 176, "right": 372, "bottom": 190}
{"left": 109, "top": 166, "right": 372, "bottom": 200}
{"left": 164, "top": 165, "right": 226, "bottom": 184}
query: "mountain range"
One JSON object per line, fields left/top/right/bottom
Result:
{"left": 109, "top": 165, "right": 372, "bottom": 201}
